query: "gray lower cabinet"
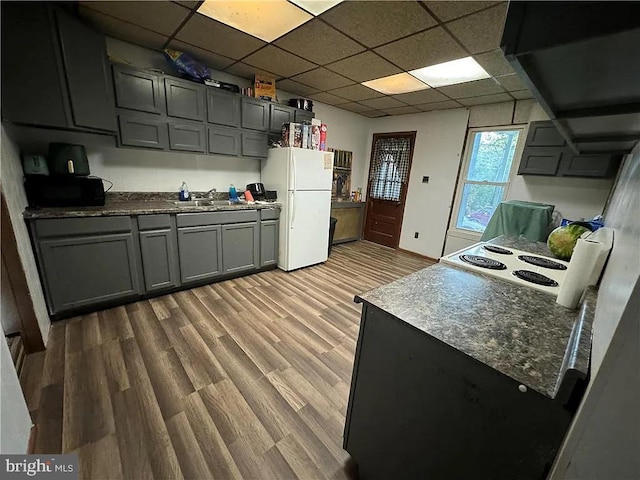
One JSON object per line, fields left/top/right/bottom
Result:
{"left": 168, "top": 121, "right": 206, "bottom": 153}
{"left": 241, "top": 97, "right": 269, "bottom": 131}
{"left": 177, "top": 225, "right": 223, "bottom": 284}
{"left": 208, "top": 125, "right": 241, "bottom": 156}
{"left": 222, "top": 222, "right": 259, "bottom": 274}
{"left": 260, "top": 220, "right": 279, "bottom": 267}
{"left": 38, "top": 233, "right": 141, "bottom": 314}
{"left": 207, "top": 88, "right": 241, "bottom": 127}
{"left": 165, "top": 77, "right": 206, "bottom": 121}
{"left": 139, "top": 229, "right": 179, "bottom": 292}
{"left": 119, "top": 114, "right": 169, "bottom": 149}
{"left": 113, "top": 65, "right": 163, "bottom": 114}
{"left": 242, "top": 131, "right": 269, "bottom": 158}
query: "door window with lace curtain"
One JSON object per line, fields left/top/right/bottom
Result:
{"left": 369, "top": 137, "right": 412, "bottom": 201}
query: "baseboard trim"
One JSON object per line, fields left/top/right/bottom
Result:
{"left": 398, "top": 248, "right": 438, "bottom": 264}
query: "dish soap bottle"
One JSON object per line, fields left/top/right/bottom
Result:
{"left": 179, "top": 181, "right": 190, "bottom": 201}
{"left": 229, "top": 184, "right": 239, "bottom": 203}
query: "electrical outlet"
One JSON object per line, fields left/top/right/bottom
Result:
{"left": 414, "top": 232, "right": 419, "bottom": 239}
{"left": 422, "top": 176, "right": 429, "bottom": 183}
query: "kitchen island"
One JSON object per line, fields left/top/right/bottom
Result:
{"left": 343, "top": 237, "right": 594, "bottom": 480}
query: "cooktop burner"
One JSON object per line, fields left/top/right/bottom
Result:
{"left": 512, "top": 270, "right": 559, "bottom": 286}
{"left": 460, "top": 254, "right": 507, "bottom": 270}
{"left": 482, "top": 245, "right": 513, "bottom": 255}
{"left": 518, "top": 255, "right": 567, "bottom": 270}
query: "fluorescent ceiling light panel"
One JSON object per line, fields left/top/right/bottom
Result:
{"left": 197, "top": 0, "right": 313, "bottom": 42}
{"left": 410, "top": 57, "right": 491, "bottom": 87}
{"left": 362, "top": 73, "right": 430, "bottom": 95}
{"left": 288, "top": 0, "right": 343, "bottom": 15}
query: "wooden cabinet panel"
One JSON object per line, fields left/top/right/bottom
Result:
{"left": 168, "top": 120, "right": 206, "bottom": 153}
{"left": 222, "top": 222, "right": 259, "bottom": 274}
{"left": 177, "top": 225, "right": 223, "bottom": 284}
{"left": 113, "top": 65, "right": 163, "bottom": 114}
{"left": 260, "top": 220, "right": 279, "bottom": 267}
{"left": 139, "top": 229, "right": 179, "bottom": 292}
{"left": 207, "top": 88, "right": 241, "bottom": 127}
{"left": 331, "top": 203, "right": 365, "bottom": 243}
{"left": 165, "top": 77, "right": 206, "bottom": 121}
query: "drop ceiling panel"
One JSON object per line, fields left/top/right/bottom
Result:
{"left": 424, "top": 1, "right": 500, "bottom": 22}
{"left": 473, "top": 49, "right": 514, "bottom": 77}
{"left": 391, "top": 89, "right": 449, "bottom": 105}
{"left": 173, "top": 1, "right": 199, "bottom": 9}
{"left": 274, "top": 20, "right": 364, "bottom": 65}
{"left": 308, "top": 91, "right": 350, "bottom": 105}
{"left": 361, "top": 110, "right": 389, "bottom": 118}
{"left": 446, "top": 3, "right": 509, "bottom": 54}
{"left": 417, "top": 100, "right": 463, "bottom": 111}
{"left": 167, "top": 40, "right": 236, "bottom": 70}
{"left": 275, "top": 79, "right": 320, "bottom": 97}
{"left": 78, "top": 6, "right": 168, "bottom": 50}
{"left": 79, "top": 1, "right": 190, "bottom": 36}
{"left": 458, "top": 93, "right": 513, "bottom": 106}
{"left": 320, "top": 1, "right": 437, "bottom": 48}
{"left": 511, "top": 90, "right": 534, "bottom": 100}
{"left": 176, "top": 13, "right": 266, "bottom": 60}
{"left": 383, "top": 105, "right": 422, "bottom": 116}
{"left": 328, "top": 84, "right": 384, "bottom": 102}
{"left": 495, "top": 74, "right": 527, "bottom": 92}
{"left": 326, "top": 52, "right": 402, "bottom": 83}
{"left": 224, "top": 62, "right": 281, "bottom": 81}
{"left": 374, "top": 27, "right": 466, "bottom": 71}
{"left": 359, "top": 96, "right": 406, "bottom": 110}
{"left": 437, "top": 78, "right": 504, "bottom": 98}
{"left": 339, "top": 102, "right": 376, "bottom": 114}
{"left": 243, "top": 46, "right": 317, "bottom": 78}
{"left": 291, "top": 68, "right": 354, "bottom": 90}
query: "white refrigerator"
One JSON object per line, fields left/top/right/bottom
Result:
{"left": 261, "top": 147, "right": 334, "bottom": 271}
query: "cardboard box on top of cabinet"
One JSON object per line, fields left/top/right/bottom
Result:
{"left": 254, "top": 75, "right": 275, "bottom": 101}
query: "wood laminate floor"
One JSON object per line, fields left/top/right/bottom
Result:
{"left": 20, "top": 241, "right": 433, "bottom": 480}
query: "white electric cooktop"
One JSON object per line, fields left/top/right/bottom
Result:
{"left": 440, "top": 242, "right": 569, "bottom": 296}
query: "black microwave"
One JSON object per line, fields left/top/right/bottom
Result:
{"left": 24, "top": 175, "right": 105, "bottom": 207}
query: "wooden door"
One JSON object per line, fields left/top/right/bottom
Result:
{"left": 363, "top": 132, "right": 416, "bottom": 248}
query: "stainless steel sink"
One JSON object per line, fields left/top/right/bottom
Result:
{"left": 169, "top": 199, "right": 216, "bottom": 207}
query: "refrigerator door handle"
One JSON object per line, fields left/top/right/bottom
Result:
{"left": 291, "top": 153, "right": 297, "bottom": 191}
{"left": 290, "top": 191, "right": 296, "bottom": 229}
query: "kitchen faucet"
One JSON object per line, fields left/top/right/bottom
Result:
{"left": 205, "top": 187, "right": 217, "bottom": 198}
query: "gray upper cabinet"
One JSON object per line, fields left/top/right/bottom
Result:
{"left": 139, "top": 228, "right": 179, "bottom": 293}
{"left": 119, "top": 114, "right": 168, "bottom": 150}
{"left": 207, "top": 88, "right": 241, "bottom": 127}
{"left": 518, "top": 147, "right": 562, "bottom": 176}
{"left": 208, "top": 125, "right": 241, "bottom": 156}
{"left": 177, "top": 225, "right": 223, "bottom": 284}
{"left": 168, "top": 121, "right": 206, "bottom": 153}
{"left": 1, "top": 3, "right": 116, "bottom": 132}
{"left": 526, "top": 121, "right": 566, "bottom": 147}
{"left": 242, "top": 131, "right": 269, "bottom": 158}
{"left": 270, "top": 104, "right": 294, "bottom": 134}
{"left": 114, "top": 65, "right": 163, "bottom": 114}
{"left": 222, "top": 222, "right": 259, "bottom": 274}
{"left": 260, "top": 219, "right": 279, "bottom": 267}
{"left": 559, "top": 152, "right": 620, "bottom": 177}
{"left": 165, "top": 77, "right": 206, "bottom": 121}
{"left": 294, "top": 109, "right": 315, "bottom": 124}
{"left": 38, "top": 233, "right": 141, "bottom": 314}
{"left": 242, "top": 97, "right": 269, "bottom": 131}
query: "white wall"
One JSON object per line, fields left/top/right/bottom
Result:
{"left": 1, "top": 125, "right": 50, "bottom": 343}
{"left": 0, "top": 328, "right": 32, "bottom": 453}
{"left": 366, "top": 109, "right": 470, "bottom": 258}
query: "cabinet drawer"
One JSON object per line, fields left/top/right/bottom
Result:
{"left": 34, "top": 216, "right": 132, "bottom": 238}
{"left": 260, "top": 208, "right": 281, "bottom": 220}
{"left": 165, "top": 77, "right": 205, "bottom": 121}
{"left": 176, "top": 210, "right": 258, "bottom": 227}
{"left": 119, "top": 114, "right": 168, "bottom": 149}
{"left": 168, "top": 121, "right": 206, "bottom": 153}
{"left": 138, "top": 214, "right": 171, "bottom": 231}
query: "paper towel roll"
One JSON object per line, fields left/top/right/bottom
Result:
{"left": 556, "top": 238, "right": 604, "bottom": 309}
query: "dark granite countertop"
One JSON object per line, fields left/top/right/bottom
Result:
{"left": 355, "top": 236, "right": 594, "bottom": 399}
{"left": 23, "top": 192, "right": 281, "bottom": 219}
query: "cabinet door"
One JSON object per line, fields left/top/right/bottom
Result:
{"left": 139, "top": 229, "right": 179, "bottom": 292}
{"left": 119, "top": 114, "right": 168, "bottom": 149}
{"left": 177, "top": 225, "right": 222, "bottom": 284}
{"left": 39, "top": 233, "right": 140, "bottom": 313}
{"left": 207, "top": 89, "right": 241, "bottom": 127}
{"left": 241, "top": 97, "right": 269, "bottom": 131}
{"left": 559, "top": 152, "right": 617, "bottom": 178}
{"left": 165, "top": 77, "right": 206, "bottom": 121}
{"left": 270, "top": 104, "right": 294, "bottom": 133}
{"left": 222, "top": 222, "right": 259, "bottom": 274}
{"left": 517, "top": 147, "right": 562, "bottom": 175}
{"left": 168, "top": 121, "right": 206, "bottom": 153}
{"left": 526, "top": 121, "right": 566, "bottom": 147}
{"left": 294, "top": 109, "right": 314, "bottom": 123}
{"left": 56, "top": 8, "right": 116, "bottom": 132}
{"left": 242, "top": 131, "right": 268, "bottom": 158}
{"left": 113, "top": 65, "right": 163, "bottom": 114}
{"left": 208, "top": 125, "right": 241, "bottom": 156}
{"left": 260, "top": 220, "right": 279, "bottom": 267}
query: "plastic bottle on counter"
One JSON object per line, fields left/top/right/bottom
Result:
{"left": 179, "top": 181, "right": 190, "bottom": 201}
{"left": 229, "top": 184, "right": 239, "bottom": 203}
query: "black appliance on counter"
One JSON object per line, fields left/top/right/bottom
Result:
{"left": 246, "top": 182, "right": 265, "bottom": 200}
{"left": 24, "top": 175, "right": 105, "bottom": 207}
{"left": 48, "top": 142, "right": 90, "bottom": 175}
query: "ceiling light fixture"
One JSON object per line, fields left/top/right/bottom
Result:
{"left": 288, "top": 0, "right": 343, "bottom": 16}
{"left": 409, "top": 57, "right": 490, "bottom": 88}
{"left": 362, "top": 73, "right": 430, "bottom": 95}
{"left": 197, "top": 0, "right": 313, "bottom": 42}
